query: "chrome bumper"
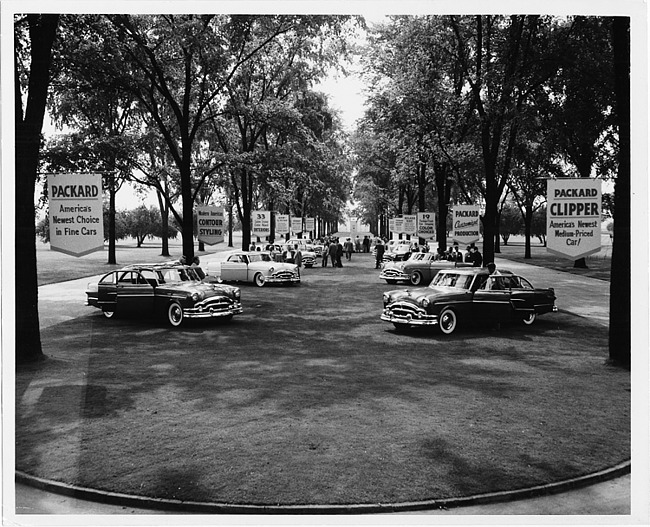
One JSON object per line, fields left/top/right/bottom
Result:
{"left": 265, "top": 275, "right": 300, "bottom": 284}
{"left": 381, "top": 307, "right": 439, "bottom": 326}
{"left": 379, "top": 270, "right": 408, "bottom": 282}
{"left": 184, "top": 302, "right": 243, "bottom": 319}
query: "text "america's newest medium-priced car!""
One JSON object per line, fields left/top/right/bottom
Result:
{"left": 381, "top": 268, "right": 557, "bottom": 335}
{"left": 85, "top": 263, "right": 243, "bottom": 327}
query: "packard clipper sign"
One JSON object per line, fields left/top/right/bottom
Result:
{"left": 48, "top": 173, "right": 104, "bottom": 257}
{"left": 452, "top": 205, "right": 481, "bottom": 244}
{"left": 196, "top": 206, "right": 224, "bottom": 245}
{"left": 547, "top": 178, "right": 601, "bottom": 259}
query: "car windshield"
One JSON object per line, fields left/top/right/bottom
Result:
{"left": 158, "top": 267, "right": 199, "bottom": 283}
{"left": 249, "top": 253, "right": 272, "bottom": 263}
{"left": 430, "top": 272, "right": 474, "bottom": 290}
{"left": 409, "top": 253, "right": 427, "bottom": 261}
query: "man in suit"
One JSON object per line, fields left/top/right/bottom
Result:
{"left": 375, "top": 239, "right": 385, "bottom": 269}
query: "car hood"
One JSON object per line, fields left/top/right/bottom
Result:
{"left": 249, "top": 261, "right": 297, "bottom": 272}
{"left": 386, "top": 286, "right": 470, "bottom": 303}
{"left": 160, "top": 282, "right": 238, "bottom": 297}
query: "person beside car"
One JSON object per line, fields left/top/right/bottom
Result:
{"left": 191, "top": 256, "right": 206, "bottom": 280}
{"left": 294, "top": 244, "right": 302, "bottom": 270}
{"left": 375, "top": 239, "right": 385, "bottom": 269}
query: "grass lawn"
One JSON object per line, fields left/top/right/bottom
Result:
{"left": 16, "top": 252, "right": 629, "bottom": 507}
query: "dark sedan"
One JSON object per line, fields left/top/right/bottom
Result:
{"left": 381, "top": 268, "right": 557, "bottom": 335}
{"left": 85, "top": 263, "right": 243, "bottom": 326}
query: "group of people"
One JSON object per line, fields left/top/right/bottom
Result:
{"left": 321, "top": 237, "right": 344, "bottom": 268}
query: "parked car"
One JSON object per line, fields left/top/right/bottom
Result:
{"left": 380, "top": 252, "right": 473, "bottom": 285}
{"left": 381, "top": 268, "right": 557, "bottom": 335}
{"left": 374, "top": 240, "right": 413, "bottom": 263}
{"left": 281, "top": 243, "right": 317, "bottom": 267}
{"left": 85, "top": 263, "right": 243, "bottom": 327}
{"left": 206, "top": 251, "right": 300, "bottom": 287}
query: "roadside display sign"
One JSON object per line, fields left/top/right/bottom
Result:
{"left": 388, "top": 218, "right": 396, "bottom": 233}
{"left": 547, "top": 178, "right": 601, "bottom": 259}
{"left": 417, "top": 212, "right": 436, "bottom": 239}
{"left": 402, "top": 214, "right": 417, "bottom": 235}
{"left": 48, "top": 173, "right": 104, "bottom": 257}
{"left": 393, "top": 217, "right": 404, "bottom": 235}
{"left": 291, "top": 216, "right": 303, "bottom": 234}
{"left": 276, "top": 214, "right": 290, "bottom": 235}
{"left": 452, "top": 205, "right": 481, "bottom": 244}
{"left": 196, "top": 205, "right": 224, "bottom": 245}
{"left": 252, "top": 211, "right": 271, "bottom": 237}
{"left": 305, "top": 217, "right": 315, "bottom": 233}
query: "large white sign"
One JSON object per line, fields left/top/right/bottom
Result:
{"left": 305, "top": 217, "right": 315, "bottom": 233}
{"left": 402, "top": 214, "right": 417, "bottom": 235}
{"left": 252, "top": 211, "right": 271, "bottom": 236}
{"left": 452, "top": 205, "right": 481, "bottom": 244}
{"left": 276, "top": 214, "right": 290, "bottom": 235}
{"left": 417, "top": 212, "right": 436, "bottom": 239}
{"left": 291, "top": 217, "right": 303, "bottom": 234}
{"left": 388, "top": 218, "right": 396, "bottom": 233}
{"left": 48, "top": 173, "right": 104, "bottom": 257}
{"left": 393, "top": 217, "right": 404, "bottom": 235}
{"left": 547, "top": 178, "right": 601, "bottom": 259}
{"left": 196, "top": 205, "right": 224, "bottom": 245}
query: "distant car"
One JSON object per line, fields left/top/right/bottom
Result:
{"left": 85, "top": 263, "right": 243, "bottom": 327}
{"left": 281, "top": 243, "right": 317, "bottom": 267}
{"left": 381, "top": 268, "right": 557, "bottom": 335}
{"left": 380, "top": 252, "right": 473, "bottom": 285}
{"left": 207, "top": 251, "right": 300, "bottom": 287}
{"left": 375, "top": 240, "right": 413, "bottom": 263}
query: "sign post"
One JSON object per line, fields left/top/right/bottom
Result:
{"left": 403, "top": 214, "right": 417, "bottom": 236}
{"left": 196, "top": 205, "right": 224, "bottom": 245}
{"left": 417, "top": 212, "right": 436, "bottom": 240}
{"left": 291, "top": 217, "right": 303, "bottom": 236}
{"left": 252, "top": 211, "right": 271, "bottom": 238}
{"left": 48, "top": 173, "right": 104, "bottom": 257}
{"left": 276, "top": 214, "right": 290, "bottom": 236}
{"left": 547, "top": 178, "right": 601, "bottom": 259}
{"left": 452, "top": 205, "right": 481, "bottom": 245}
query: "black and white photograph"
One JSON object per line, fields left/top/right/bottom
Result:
{"left": 2, "top": 0, "right": 648, "bottom": 525}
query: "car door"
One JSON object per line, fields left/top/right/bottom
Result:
{"left": 97, "top": 272, "right": 118, "bottom": 312}
{"left": 115, "top": 271, "right": 155, "bottom": 314}
{"left": 472, "top": 275, "right": 514, "bottom": 321}
{"left": 221, "top": 254, "right": 248, "bottom": 282}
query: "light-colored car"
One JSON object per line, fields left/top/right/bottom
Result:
{"left": 374, "top": 240, "right": 414, "bottom": 263}
{"left": 380, "top": 252, "right": 473, "bottom": 285}
{"left": 85, "top": 263, "right": 243, "bottom": 327}
{"left": 206, "top": 251, "right": 300, "bottom": 287}
{"left": 281, "top": 243, "right": 317, "bottom": 267}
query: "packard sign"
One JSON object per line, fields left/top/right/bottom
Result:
{"left": 547, "top": 178, "right": 601, "bottom": 259}
{"left": 48, "top": 173, "right": 104, "bottom": 257}
{"left": 452, "top": 205, "right": 481, "bottom": 244}
{"left": 196, "top": 206, "right": 224, "bottom": 245}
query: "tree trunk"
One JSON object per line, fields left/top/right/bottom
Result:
{"left": 608, "top": 16, "right": 630, "bottom": 368}
{"left": 15, "top": 14, "right": 59, "bottom": 365}
{"left": 107, "top": 172, "right": 117, "bottom": 264}
{"left": 157, "top": 189, "right": 170, "bottom": 257}
{"left": 523, "top": 206, "right": 533, "bottom": 259}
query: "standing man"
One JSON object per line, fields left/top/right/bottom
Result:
{"left": 322, "top": 240, "right": 329, "bottom": 267}
{"left": 294, "top": 244, "right": 303, "bottom": 270}
{"left": 336, "top": 239, "right": 344, "bottom": 267}
{"left": 330, "top": 238, "right": 338, "bottom": 268}
{"left": 375, "top": 239, "right": 385, "bottom": 269}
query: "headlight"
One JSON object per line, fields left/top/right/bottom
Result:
{"left": 268, "top": 267, "right": 275, "bottom": 274}
{"left": 191, "top": 292, "right": 202, "bottom": 302}
{"left": 383, "top": 293, "right": 392, "bottom": 304}
{"left": 421, "top": 298, "right": 430, "bottom": 308}
{"left": 234, "top": 289, "right": 241, "bottom": 301}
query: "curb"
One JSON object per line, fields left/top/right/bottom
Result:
{"left": 16, "top": 461, "right": 630, "bottom": 514}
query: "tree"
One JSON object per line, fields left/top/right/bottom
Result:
{"left": 608, "top": 17, "right": 630, "bottom": 369}
{"left": 15, "top": 14, "right": 59, "bottom": 364}
{"left": 499, "top": 203, "right": 523, "bottom": 245}
{"left": 124, "top": 205, "right": 175, "bottom": 247}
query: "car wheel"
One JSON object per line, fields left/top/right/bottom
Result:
{"left": 102, "top": 310, "right": 115, "bottom": 319}
{"left": 254, "top": 273, "right": 266, "bottom": 287}
{"left": 522, "top": 312, "right": 537, "bottom": 325}
{"left": 167, "top": 302, "right": 184, "bottom": 327}
{"left": 438, "top": 307, "right": 457, "bottom": 335}
{"left": 410, "top": 271, "right": 423, "bottom": 285}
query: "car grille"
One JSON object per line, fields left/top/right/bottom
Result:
{"left": 200, "top": 297, "right": 235, "bottom": 312}
{"left": 382, "top": 268, "right": 405, "bottom": 278}
{"left": 273, "top": 270, "right": 297, "bottom": 280}
{"left": 388, "top": 301, "right": 425, "bottom": 318}
{"left": 302, "top": 256, "right": 316, "bottom": 265}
